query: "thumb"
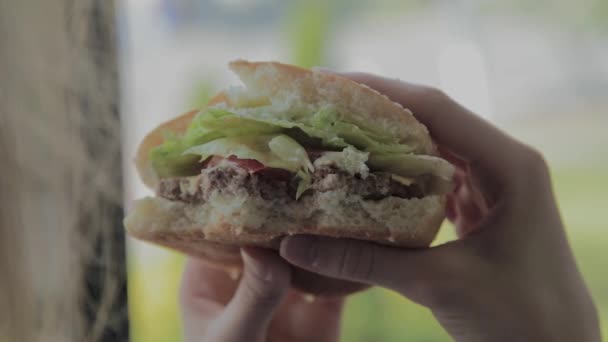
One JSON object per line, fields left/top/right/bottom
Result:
{"left": 280, "top": 235, "right": 457, "bottom": 304}
{"left": 209, "top": 248, "right": 291, "bottom": 342}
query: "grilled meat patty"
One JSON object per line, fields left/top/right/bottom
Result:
{"left": 157, "top": 163, "right": 425, "bottom": 203}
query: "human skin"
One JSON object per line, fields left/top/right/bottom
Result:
{"left": 180, "top": 73, "right": 601, "bottom": 342}
{"left": 280, "top": 73, "right": 601, "bottom": 342}
{"left": 180, "top": 248, "right": 344, "bottom": 342}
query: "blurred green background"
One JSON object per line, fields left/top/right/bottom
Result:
{"left": 122, "top": 0, "right": 608, "bottom": 340}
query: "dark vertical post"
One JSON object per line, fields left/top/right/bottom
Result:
{"left": 74, "top": 2, "right": 130, "bottom": 341}
{"left": 0, "top": 0, "right": 129, "bottom": 340}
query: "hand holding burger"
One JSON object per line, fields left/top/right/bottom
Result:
{"left": 180, "top": 248, "right": 343, "bottom": 342}
{"left": 125, "top": 62, "right": 600, "bottom": 341}
{"left": 279, "top": 72, "right": 601, "bottom": 341}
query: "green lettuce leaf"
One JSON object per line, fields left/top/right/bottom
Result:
{"left": 188, "top": 108, "right": 281, "bottom": 136}
{"left": 150, "top": 130, "right": 223, "bottom": 177}
{"left": 150, "top": 106, "right": 438, "bottom": 185}
{"left": 308, "top": 107, "right": 415, "bottom": 154}
{"left": 295, "top": 170, "right": 312, "bottom": 199}
{"left": 268, "top": 135, "right": 314, "bottom": 172}
{"left": 234, "top": 113, "right": 349, "bottom": 149}
{"left": 183, "top": 134, "right": 313, "bottom": 174}
{"left": 150, "top": 109, "right": 282, "bottom": 177}
{"left": 313, "top": 146, "right": 369, "bottom": 177}
{"left": 368, "top": 153, "right": 454, "bottom": 181}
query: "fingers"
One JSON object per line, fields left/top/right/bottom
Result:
{"left": 334, "top": 72, "right": 530, "bottom": 195}
{"left": 280, "top": 235, "right": 457, "bottom": 305}
{"left": 180, "top": 258, "right": 241, "bottom": 341}
{"left": 343, "top": 73, "right": 518, "bottom": 166}
{"left": 180, "top": 258, "right": 240, "bottom": 318}
{"left": 205, "top": 248, "right": 291, "bottom": 342}
{"left": 453, "top": 178, "right": 485, "bottom": 236}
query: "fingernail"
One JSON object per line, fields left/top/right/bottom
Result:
{"left": 280, "top": 235, "right": 316, "bottom": 265}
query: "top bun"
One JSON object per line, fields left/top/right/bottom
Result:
{"left": 228, "top": 60, "right": 434, "bottom": 153}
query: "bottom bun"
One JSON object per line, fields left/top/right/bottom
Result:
{"left": 125, "top": 189, "right": 445, "bottom": 295}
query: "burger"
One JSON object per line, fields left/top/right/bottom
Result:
{"left": 124, "top": 60, "right": 454, "bottom": 294}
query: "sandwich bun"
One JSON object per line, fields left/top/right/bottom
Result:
{"left": 125, "top": 60, "right": 449, "bottom": 295}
